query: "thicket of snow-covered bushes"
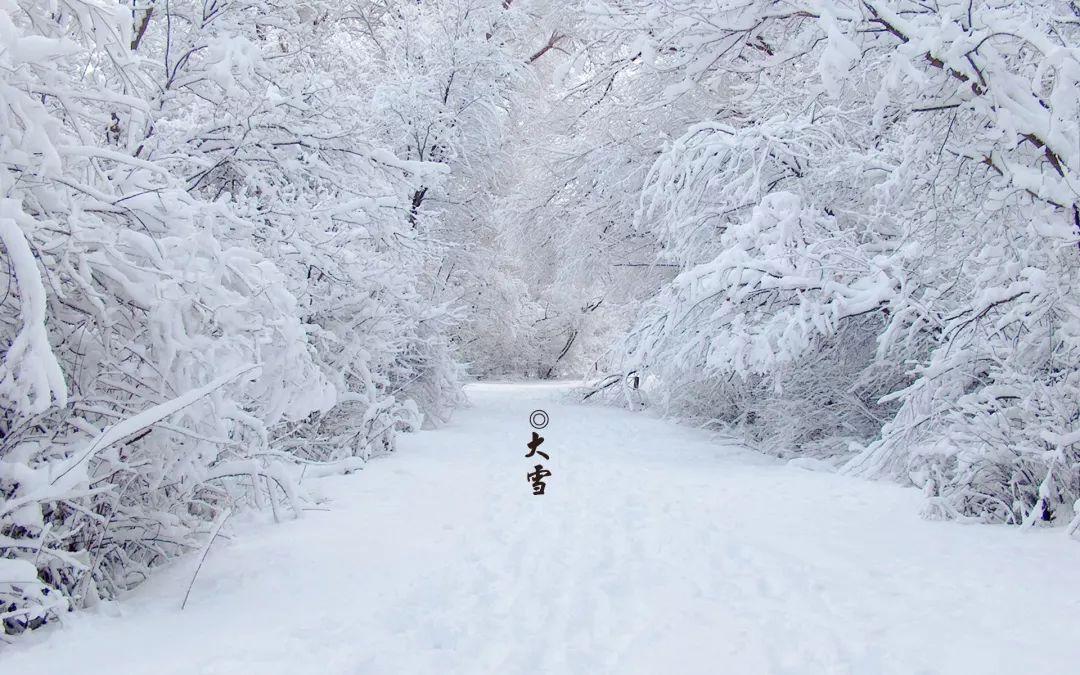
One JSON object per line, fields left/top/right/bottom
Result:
{"left": 492, "top": 0, "right": 1079, "bottom": 530}
{"left": 554, "top": 0, "right": 1079, "bottom": 531}
{"left": 0, "top": 0, "right": 541, "bottom": 636}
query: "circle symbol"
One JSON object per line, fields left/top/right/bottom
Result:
{"left": 529, "top": 409, "right": 549, "bottom": 430}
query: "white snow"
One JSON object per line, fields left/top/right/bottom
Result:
{"left": 5, "top": 382, "right": 1080, "bottom": 674}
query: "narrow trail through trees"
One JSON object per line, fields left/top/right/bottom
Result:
{"left": 7, "top": 383, "right": 1080, "bottom": 674}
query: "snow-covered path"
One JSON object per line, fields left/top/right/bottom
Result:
{"left": 7, "top": 383, "right": 1080, "bottom": 674}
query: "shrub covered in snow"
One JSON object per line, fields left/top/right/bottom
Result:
{"left": 0, "top": 0, "right": 535, "bottom": 636}
{"left": 563, "top": 0, "right": 1079, "bottom": 529}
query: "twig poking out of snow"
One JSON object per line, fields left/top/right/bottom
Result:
{"left": 181, "top": 509, "right": 233, "bottom": 611}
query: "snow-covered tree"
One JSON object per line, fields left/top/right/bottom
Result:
{"left": 572, "top": 0, "right": 1080, "bottom": 528}
{"left": 0, "top": 0, "right": 334, "bottom": 632}
{"left": 0, "top": 0, "right": 474, "bottom": 635}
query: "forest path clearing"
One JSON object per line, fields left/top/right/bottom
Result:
{"left": 6, "top": 382, "right": 1080, "bottom": 675}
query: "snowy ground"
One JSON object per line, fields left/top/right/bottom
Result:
{"left": 5, "top": 382, "right": 1080, "bottom": 674}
